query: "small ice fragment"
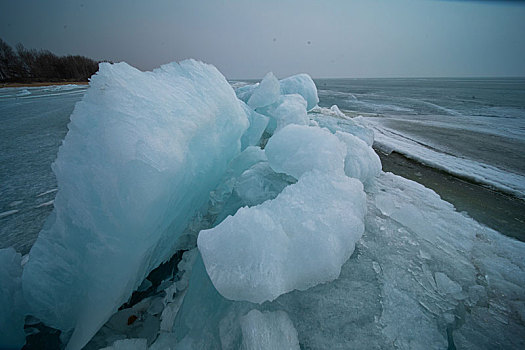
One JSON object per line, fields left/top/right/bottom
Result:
{"left": 9, "top": 200, "right": 23, "bottom": 207}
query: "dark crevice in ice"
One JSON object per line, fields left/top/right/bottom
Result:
{"left": 120, "top": 249, "right": 187, "bottom": 310}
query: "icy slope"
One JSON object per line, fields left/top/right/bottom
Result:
{"left": 21, "top": 60, "right": 248, "bottom": 350}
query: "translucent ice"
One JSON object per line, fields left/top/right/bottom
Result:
{"left": 247, "top": 72, "right": 280, "bottom": 109}
{"left": 240, "top": 310, "right": 300, "bottom": 350}
{"left": 21, "top": 59, "right": 248, "bottom": 349}
{"left": 279, "top": 73, "right": 319, "bottom": 110}
{"left": 264, "top": 94, "right": 309, "bottom": 134}
{"left": 0, "top": 248, "right": 26, "bottom": 349}
{"left": 198, "top": 170, "right": 366, "bottom": 303}
{"left": 265, "top": 124, "right": 347, "bottom": 179}
{"left": 311, "top": 106, "right": 374, "bottom": 146}
{"left": 240, "top": 101, "right": 269, "bottom": 150}
{"left": 335, "top": 131, "right": 382, "bottom": 184}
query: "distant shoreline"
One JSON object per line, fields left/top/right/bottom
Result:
{"left": 0, "top": 81, "right": 89, "bottom": 88}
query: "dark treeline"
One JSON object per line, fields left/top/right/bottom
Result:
{"left": 0, "top": 38, "right": 101, "bottom": 83}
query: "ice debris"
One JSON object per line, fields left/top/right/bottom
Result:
{"left": 247, "top": 72, "right": 280, "bottom": 109}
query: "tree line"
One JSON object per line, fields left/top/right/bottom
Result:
{"left": 0, "top": 38, "right": 102, "bottom": 83}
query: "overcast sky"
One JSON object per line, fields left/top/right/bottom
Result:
{"left": 1, "top": 0, "right": 524, "bottom": 78}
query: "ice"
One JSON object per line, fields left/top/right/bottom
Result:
{"left": 0, "top": 248, "right": 26, "bottom": 349}
{"left": 279, "top": 73, "right": 319, "bottom": 110}
{"left": 335, "top": 131, "right": 382, "bottom": 184}
{"left": 99, "top": 338, "right": 147, "bottom": 350}
{"left": 310, "top": 107, "right": 374, "bottom": 146}
{"left": 169, "top": 169, "right": 525, "bottom": 349}
{"left": 265, "top": 124, "right": 347, "bottom": 179}
{"left": 263, "top": 94, "right": 309, "bottom": 134}
{"left": 240, "top": 101, "right": 269, "bottom": 150}
{"left": 198, "top": 170, "right": 366, "bottom": 303}
{"left": 240, "top": 310, "right": 300, "bottom": 350}
{"left": 247, "top": 72, "right": 280, "bottom": 109}
{"left": 21, "top": 59, "right": 248, "bottom": 350}
{"left": 235, "top": 83, "right": 258, "bottom": 103}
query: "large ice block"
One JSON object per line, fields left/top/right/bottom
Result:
{"left": 336, "top": 131, "right": 382, "bottom": 184}
{"left": 279, "top": 74, "right": 319, "bottom": 111}
{"left": 247, "top": 72, "right": 280, "bottom": 109}
{"left": 198, "top": 170, "right": 366, "bottom": 304}
{"left": 22, "top": 59, "right": 248, "bottom": 350}
{"left": 265, "top": 124, "right": 347, "bottom": 179}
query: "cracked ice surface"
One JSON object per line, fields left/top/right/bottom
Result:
{"left": 173, "top": 171, "right": 525, "bottom": 349}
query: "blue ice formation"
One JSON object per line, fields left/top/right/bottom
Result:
{"left": 198, "top": 170, "right": 365, "bottom": 304}
{"left": 21, "top": 60, "right": 249, "bottom": 350}
{"left": 0, "top": 248, "right": 26, "bottom": 349}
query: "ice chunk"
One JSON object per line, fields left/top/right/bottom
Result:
{"left": 235, "top": 83, "right": 258, "bottom": 103}
{"left": 279, "top": 74, "right": 319, "bottom": 110}
{"left": 234, "top": 162, "right": 295, "bottom": 207}
{"left": 335, "top": 131, "right": 382, "bottom": 184}
{"left": 240, "top": 101, "right": 269, "bottom": 150}
{"left": 265, "top": 125, "right": 346, "bottom": 179}
{"left": 198, "top": 170, "right": 366, "bottom": 303}
{"left": 240, "top": 310, "right": 300, "bottom": 350}
{"left": 310, "top": 107, "right": 374, "bottom": 146}
{"left": 247, "top": 72, "right": 280, "bottom": 109}
{"left": 264, "top": 94, "right": 309, "bottom": 134}
{"left": 0, "top": 248, "right": 26, "bottom": 349}
{"left": 22, "top": 59, "right": 248, "bottom": 350}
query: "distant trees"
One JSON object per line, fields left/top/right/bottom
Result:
{"left": 0, "top": 38, "right": 101, "bottom": 83}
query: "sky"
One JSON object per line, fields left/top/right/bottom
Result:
{"left": 1, "top": 0, "right": 524, "bottom": 79}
